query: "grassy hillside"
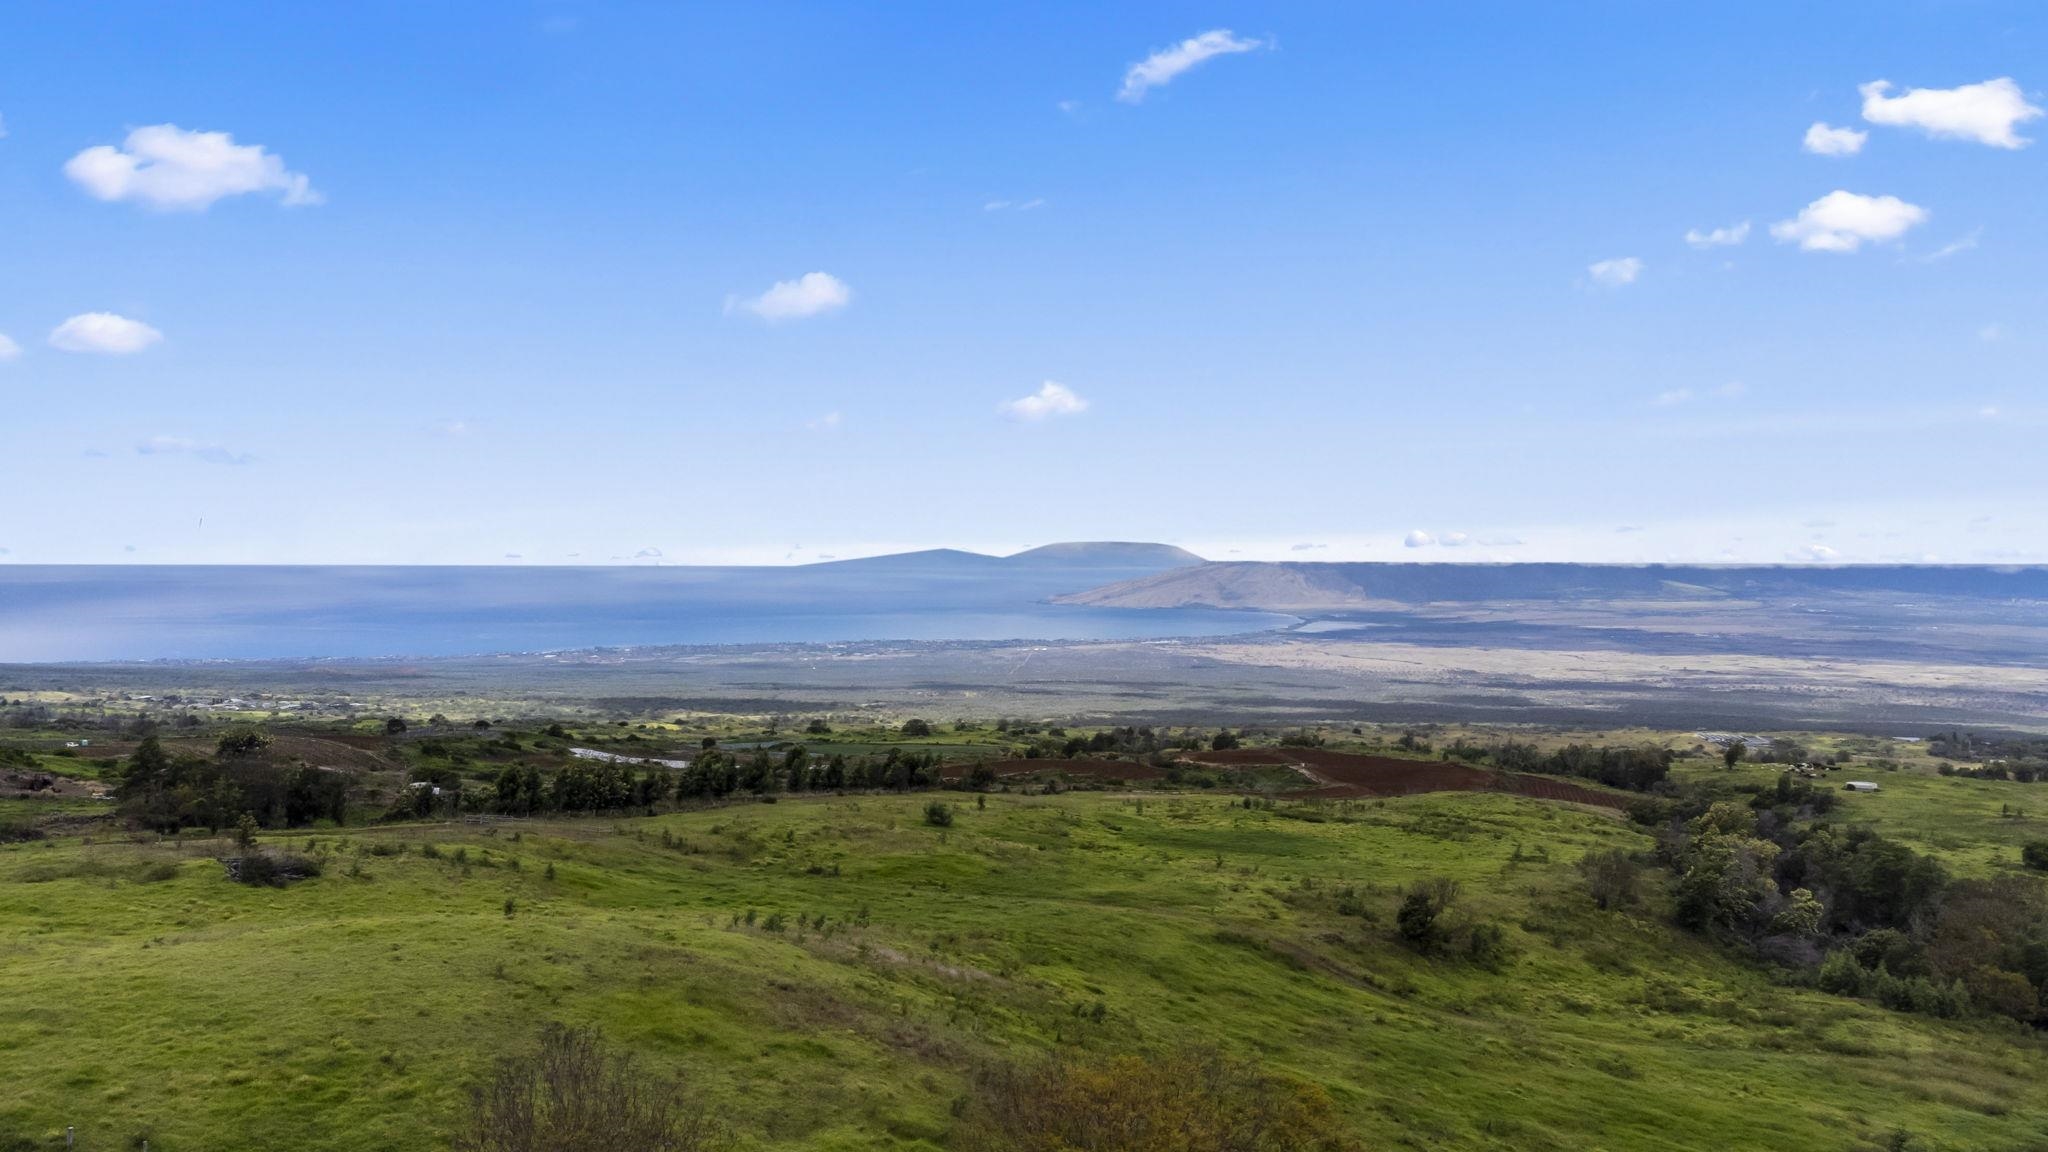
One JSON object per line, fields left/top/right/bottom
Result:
{"left": 4, "top": 790, "right": 2046, "bottom": 1151}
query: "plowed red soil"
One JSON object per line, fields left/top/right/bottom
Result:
{"left": 1184, "top": 748, "right": 1626, "bottom": 809}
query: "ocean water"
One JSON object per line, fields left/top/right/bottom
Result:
{"left": 0, "top": 565, "right": 1292, "bottom": 662}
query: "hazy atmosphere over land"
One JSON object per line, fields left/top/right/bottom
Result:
{"left": 2, "top": 2, "right": 2045, "bottom": 565}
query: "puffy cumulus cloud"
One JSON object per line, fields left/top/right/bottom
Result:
{"left": 1000, "top": 381, "right": 1089, "bottom": 421}
{"left": 1403, "top": 530, "right": 1434, "bottom": 548}
{"left": 1770, "top": 191, "right": 1927, "bottom": 253}
{"left": 136, "top": 435, "right": 253, "bottom": 466}
{"left": 1439, "top": 531, "right": 1471, "bottom": 547}
{"left": 1684, "top": 221, "right": 1750, "bottom": 248}
{"left": 65, "top": 124, "right": 320, "bottom": 211}
{"left": 1117, "top": 30, "right": 1263, "bottom": 103}
{"left": 1802, "top": 122, "right": 1867, "bottom": 156}
{"left": 1587, "top": 256, "right": 1642, "bottom": 286}
{"left": 726, "top": 272, "right": 851, "bottom": 321}
{"left": 0, "top": 333, "right": 20, "bottom": 362}
{"left": 49, "top": 312, "right": 163, "bottom": 354}
{"left": 1860, "top": 78, "right": 2043, "bottom": 149}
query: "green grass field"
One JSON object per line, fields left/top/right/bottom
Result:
{"left": 5, "top": 788, "right": 2047, "bottom": 1152}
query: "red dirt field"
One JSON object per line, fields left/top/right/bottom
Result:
{"left": 1184, "top": 748, "right": 1627, "bottom": 810}
{"left": 940, "top": 758, "right": 1167, "bottom": 782}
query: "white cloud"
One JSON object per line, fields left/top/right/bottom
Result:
{"left": 1289, "top": 542, "right": 1326, "bottom": 552}
{"left": 1789, "top": 543, "right": 1840, "bottom": 561}
{"left": 49, "top": 312, "right": 163, "bottom": 354}
{"left": 1770, "top": 190, "right": 1927, "bottom": 253}
{"left": 1921, "top": 230, "right": 1981, "bottom": 262}
{"left": 999, "top": 381, "right": 1089, "bottom": 421}
{"left": 136, "top": 435, "right": 252, "bottom": 466}
{"left": 1802, "top": 122, "right": 1867, "bottom": 156}
{"left": 805, "top": 411, "right": 842, "bottom": 431}
{"left": 1684, "top": 221, "right": 1750, "bottom": 248}
{"left": 1860, "top": 78, "right": 2043, "bottom": 149}
{"left": 1979, "top": 405, "right": 2001, "bottom": 420}
{"left": 1712, "top": 380, "right": 1748, "bottom": 399}
{"left": 1587, "top": 257, "right": 1642, "bottom": 286}
{"left": 431, "top": 419, "right": 472, "bottom": 437}
{"left": 1978, "top": 323, "right": 2004, "bottom": 342}
{"left": 1403, "top": 530, "right": 1434, "bottom": 548}
{"left": 727, "top": 271, "right": 851, "bottom": 321}
{"left": 65, "top": 124, "right": 320, "bottom": 211}
{"left": 1440, "top": 531, "right": 1471, "bottom": 547}
{"left": 1057, "top": 100, "right": 1083, "bottom": 115}
{"left": 1653, "top": 388, "right": 1694, "bottom": 407}
{"left": 0, "top": 334, "right": 20, "bottom": 362}
{"left": 1117, "top": 29, "right": 1263, "bottom": 103}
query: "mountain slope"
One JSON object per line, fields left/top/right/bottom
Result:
{"left": 1055, "top": 560, "right": 2048, "bottom": 611}
{"left": 1002, "top": 541, "right": 1205, "bottom": 568}
{"left": 1054, "top": 561, "right": 1381, "bottom": 611}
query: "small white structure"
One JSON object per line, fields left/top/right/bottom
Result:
{"left": 1844, "top": 781, "right": 1881, "bottom": 793}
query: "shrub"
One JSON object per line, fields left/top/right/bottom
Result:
{"left": 1466, "top": 921, "right": 1512, "bottom": 970}
{"left": 455, "top": 1023, "right": 723, "bottom": 1152}
{"left": 901, "top": 719, "right": 933, "bottom": 738}
{"left": 2021, "top": 840, "right": 2048, "bottom": 872}
{"left": 228, "top": 851, "right": 322, "bottom": 887}
{"left": 1577, "top": 848, "right": 1641, "bottom": 910}
{"left": 924, "top": 801, "right": 954, "bottom": 828}
{"left": 953, "top": 1046, "right": 1359, "bottom": 1152}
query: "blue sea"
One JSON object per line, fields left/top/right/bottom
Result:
{"left": 0, "top": 563, "right": 1291, "bottom": 662}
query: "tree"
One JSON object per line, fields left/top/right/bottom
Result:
{"left": 1397, "top": 877, "right": 1459, "bottom": 952}
{"left": 901, "top": 718, "right": 933, "bottom": 738}
{"left": 385, "top": 717, "right": 409, "bottom": 735}
{"left": 1769, "top": 888, "right": 1826, "bottom": 938}
{"left": 216, "top": 727, "right": 272, "bottom": 759}
{"left": 1722, "top": 741, "right": 1747, "bottom": 770}
{"left": 456, "top": 1023, "right": 723, "bottom": 1152}
{"left": 1211, "top": 730, "right": 1240, "bottom": 751}
{"left": 119, "top": 735, "right": 171, "bottom": 802}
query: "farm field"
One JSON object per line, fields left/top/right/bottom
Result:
{"left": 5, "top": 788, "right": 2048, "bottom": 1152}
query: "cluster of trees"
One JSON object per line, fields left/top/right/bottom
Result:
{"left": 1939, "top": 761, "right": 2047, "bottom": 783}
{"left": 118, "top": 734, "right": 350, "bottom": 832}
{"left": 1488, "top": 740, "right": 1673, "bottom": 792}
{"left": 1640, "top": 773, "right": 2047, "bottom": 1024}
{"left": 461, "top": 746, "right": 953, "bottom": 818}
{"left": 1927, "top": 730, "right": 2048, "bottom": 765}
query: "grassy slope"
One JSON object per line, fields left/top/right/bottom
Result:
{"left": 2, "top": 792, "right": 2046, "bottom": 1152}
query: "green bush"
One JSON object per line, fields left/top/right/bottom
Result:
{"left": 924, "top": 801, "right": 954, "bottom": 828}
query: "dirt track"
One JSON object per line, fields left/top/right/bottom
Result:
{"left": 1185, "top": 748, "right": 1627, "bottom": 809}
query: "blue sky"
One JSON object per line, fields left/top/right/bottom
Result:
{"left": 2, "top": 1, "right": 2043, "bottom": 565}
